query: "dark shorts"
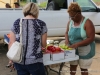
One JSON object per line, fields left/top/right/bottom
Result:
{"left": 14, "top": 62, "right": 46, "bottom": 75}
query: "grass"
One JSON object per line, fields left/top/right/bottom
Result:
{"left": 38, "top": 1, "right": 47, "bottom": 8}
{"left": 93, "top": 0, "right": 100, "bottom": 2}
{"left": 20, "top": 1, "right": 47, "bottom": 8}
{"left": 20, "top": 1, "right": 27, "bottom": 7}
{"left": 93, "top": 0, "right": 100, "bottom": 6}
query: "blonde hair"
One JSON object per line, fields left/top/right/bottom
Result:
{"left": 23, "top": 2, "right": 39, "bottom": 18}
{"left": 67, "top": 2, "right": 81, "bottom": 14}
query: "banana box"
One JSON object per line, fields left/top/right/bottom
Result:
{"left": 64, "top": 48, "right": 75, "bottom": 58}
{"left": 51, "top": 51, "right": 64, "bottom": 61}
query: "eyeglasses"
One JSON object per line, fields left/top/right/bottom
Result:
{"left": 69, "top": 13, "right": 79, "bottom": 19}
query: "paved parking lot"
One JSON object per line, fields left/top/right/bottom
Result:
{"left": 0, "top": 37, "right": 100, "bottom": 75}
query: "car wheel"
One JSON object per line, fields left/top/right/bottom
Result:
{"left": 46, "top": 1, "right": 60, "bottom": 10}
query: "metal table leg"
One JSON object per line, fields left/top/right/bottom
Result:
{"left": 45, "top": 66, "right": 49, "bottom": 75}
{"left": 47, "top": 65, "right": 59, "bottom": 74}
{"left": 58, "top": 62, "right": 65, "bottom": 75}
{"left": 45, "top": 62, "right": 65, "bottom": 75}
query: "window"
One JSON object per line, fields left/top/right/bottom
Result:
{"left": 74, "top": 0, "right": 97, "bottom": 12}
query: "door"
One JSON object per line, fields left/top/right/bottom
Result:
{"left": 74, "top": 0, "right": 100, "bottom": 33}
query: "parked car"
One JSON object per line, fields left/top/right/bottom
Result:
{"left": 0, "top": 0, "right": 100, "bottom": 39}
{"left": 46, "top": 0, "right": 67, "bottom": 10}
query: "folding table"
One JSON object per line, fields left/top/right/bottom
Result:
{"left": 43, "top": 55, "right": 79, "bottom": 75}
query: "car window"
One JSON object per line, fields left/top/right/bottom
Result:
{"left": 74, "top": 0, "right": 97, "bottom": 12}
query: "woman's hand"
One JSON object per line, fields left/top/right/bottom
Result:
{"left": 68, "top": 44, "right": 78, "bottom": 49}
{"left": 42, "top": 47, "right": 46, "bottom": 53}
{"left": 65, "top": 40, "right": 69, "bottom": 46}
{"left": 7, "top": 60, "right": 15, "bottom": 72}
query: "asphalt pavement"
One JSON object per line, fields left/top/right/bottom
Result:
{"left": 0, "top": 37, "right": 100, "bottom": 75}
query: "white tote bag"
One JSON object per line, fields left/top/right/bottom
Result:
{"left": 7, "top": 19, "right": 23, "bottom": 63}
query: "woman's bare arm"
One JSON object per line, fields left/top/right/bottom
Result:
{"left": 65, "top": 21, "right": 70, "bottom": 45}
{"left": 8, "top": 31, "right": 16, "bottom": 69}
{"left": 8, "top": 31, "right": 16, "bottom": 49}
{"left": 41, "top": 33, "right": 47, "bottom": 48}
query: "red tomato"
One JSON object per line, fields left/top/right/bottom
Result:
{"left": 55, "top": 47, "right": 61, "bottom": 52}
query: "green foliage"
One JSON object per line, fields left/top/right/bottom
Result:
{"left": 38, "top": 2, "right": 47, "bottom": 8}
{"left": 93, "top": 0, "right": 100, "bottom": 2}
{"left": 93, "top": 0, "right": 100, "bottom": 5}
{"left": 20, "top": 0, "right": 27, "bottom": 6}
{"left": 20, "top": 0, "right": 47, "bottom": 8}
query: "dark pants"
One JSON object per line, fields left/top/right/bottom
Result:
{"left": 14, "top": 62, "right": 46, "bottom": 75}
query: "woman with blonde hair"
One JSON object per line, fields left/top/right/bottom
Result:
{"left": 8, "top": 2, "right": 47, "bottom": 75}
{"left": 65, "top": 2, "right": 95, "bottom": 75}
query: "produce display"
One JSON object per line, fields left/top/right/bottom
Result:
{"left": 59, "top": 44, "right": 73, "bottom": 50}
{"left": 42, "top": 47, "right": 50, "bottom": 53}
{"left": 42, "top": 44, "right": 73, "bottom": 53}
{"left": 42, "top": 44, "right": 75, "bottom": 61}
{"left": 47, "top": 45, "right": 62, "bottom": 52}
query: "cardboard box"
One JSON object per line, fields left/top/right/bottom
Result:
{"left": 64, "top": 49, "right": 75, "bottom": 58}
{"left": 43, "top": 53, "right": 51, "bottom": 61}
{"left": 51, "top": 51, "right": 64, "bottom": 61}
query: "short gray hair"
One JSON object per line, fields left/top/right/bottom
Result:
{"left": 23, "top": 2, "right": 39, "bottom": 18}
